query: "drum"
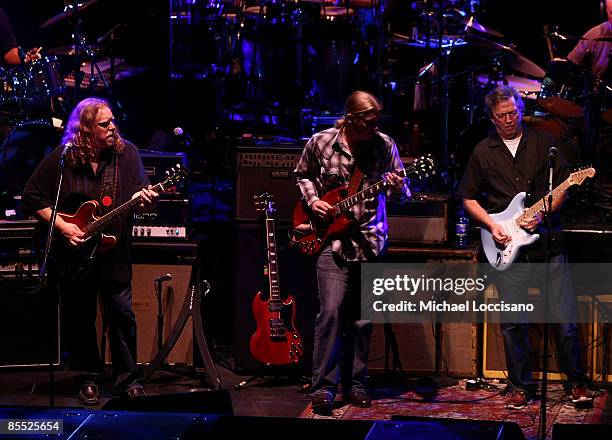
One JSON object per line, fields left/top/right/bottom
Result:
{"left": 236, "top": 1, "right": 299, "bottom": 106}
{"left": 302, "top": 4, "right": 359, "bottom": 113}
{"left": 0, "top": 121, "right": 61, "bottom": 196}
{"left": 2, "top": 56, "right": 63, "bottom": 103}
{"left": 537, "top": 59, "right": 583, "bottom": 119}
{"left": 476, "top": 74, "right": 542, "bottom": 100}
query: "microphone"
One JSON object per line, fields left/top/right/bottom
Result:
{"left": 548, "top": 146, "right": 559, "bottom": 159}
{"left": 173, "top": 127, "right": 192, "bottom": 148}
{"left": 154, "top": 273, "right": 172, "bottom": 282}
{"left": 59, "top": 142, "right": 73, "bottom": 165}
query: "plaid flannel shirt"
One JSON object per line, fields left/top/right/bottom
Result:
{"left": 294, "top": 127, "right": 410, "bottom": 261}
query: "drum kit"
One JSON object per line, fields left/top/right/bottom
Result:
{"left": 170, "top": 0, "right": 368, "bottom": 113}
{"left": 0, "top": 0, "right": 129, "bottom": 200}
{"left": 387, "top": 1, "right": 612, "bottom": 170}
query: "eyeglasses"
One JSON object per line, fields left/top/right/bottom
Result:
{"left": 493, "top": 110, "right": 519, "bottom": 120}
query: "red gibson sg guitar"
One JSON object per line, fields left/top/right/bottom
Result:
{"left": 249, "top": 192, "right": 303, "bottom": 366}
{"left": 291, "top": 156, "right": 435, "bottom": 256}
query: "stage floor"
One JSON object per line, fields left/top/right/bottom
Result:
{"left": 0, "top": 366, "right": 611, "bottom": 440}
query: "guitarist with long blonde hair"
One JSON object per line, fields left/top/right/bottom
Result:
{"left": 294, "top": 91, "right": 411, "bottom": 415}
{"left": 22, "top": 98, "right": 158, "bottom": 405}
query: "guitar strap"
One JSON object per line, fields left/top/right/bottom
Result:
{"left": 346, "top": 164, "right": 364, "bottom": 196}
{"left": 524, "top": 130, "right": 536, "bottom": 203}
{"left": 346, "top": 163, "right": 378, "bottom": 261}
{"left": 99, "top": 151, "right": 119, "bottom": 216}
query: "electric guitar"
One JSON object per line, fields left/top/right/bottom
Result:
{"left": 481, "top": 167, "right": 595, "bottom": 271}
{"left": 56, "top": 164, "right": 187, "bottom": 278}
{"left": 291, "top": 156, "right": 435, "bottom": 256}
{"left": 249, "top": 192, "right": 303, "bottom": 366}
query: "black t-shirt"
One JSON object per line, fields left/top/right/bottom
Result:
{"left": 0, "top": 8, "right": 18, "bottom": 60}
{"left": 457, "top": 126, "right": 570, "bottom": 257}
{"left": 22, "top": 141, "right": 150, "bottom": 283}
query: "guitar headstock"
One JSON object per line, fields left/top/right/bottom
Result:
{"left": 159, "top": 164, "right": 189, "bottom": 191}
{"left": 254, "top": 191, "right": 276, "bottom": 219}
{"left": 409, "top": 154, "right": 436, "bottom": 179}
{"left": 568, "top": 167, "right": 596, "bottom": 186}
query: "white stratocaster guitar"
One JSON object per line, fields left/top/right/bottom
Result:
{"left": 481, "top": 167, "right": 595, "bottom": 271}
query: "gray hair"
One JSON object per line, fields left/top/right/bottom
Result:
{"left": 484, "top": 85, "right": 525, "bottom": 118}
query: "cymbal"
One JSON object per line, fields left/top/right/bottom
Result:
{"left": 466, "top": 34, "right": 545, "bottom": 78}
{"left": 464, "top": 16, "right": 504, "bottom": 39}
{"left": 47, "top": 44, "right": 105, "bottom": 58}
{"left": 40, "top": 0, "right": 99, "bottom": 28}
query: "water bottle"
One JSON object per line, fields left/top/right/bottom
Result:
{"left": 453, "top": 208, "right": 470, "bottom": 249}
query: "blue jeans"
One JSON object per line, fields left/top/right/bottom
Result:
{"left": 493, "top": 252, "right": 588, "bottom": 394}
{"left": 310, "top": 246, "right": 373, "bottom": 397}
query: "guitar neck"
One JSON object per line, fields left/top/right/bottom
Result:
{"left": 515, "top": 179, "right": 571, "bottom": 226}
{"left": 336, "top": 166, "right": 411, "bottom": 212}
{"left": 265, "top": 217, "right": 281, "bottom": 304}
{"left": 82, "top": 181, "right": 164, "bottom": 236}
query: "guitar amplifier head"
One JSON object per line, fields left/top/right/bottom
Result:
{"left": 132, "top": 195, "right": 191, "bottom": 240}
{"left": 235, "top": 144, "right": 304, "bottom": 222}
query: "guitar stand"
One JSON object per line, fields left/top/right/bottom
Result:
{"left": 144, "top": 270, "right": 221, "bottom": 390}
{"left": 234, "top": 363, "right": 309, "bottom": 391}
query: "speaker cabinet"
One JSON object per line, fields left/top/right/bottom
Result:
{"left": 234, "top": 222, "right": 317, "bottom": 372}
{"left": 387, "top": 194, "right": 450, "bottom": 245}
{"left": 482, "top": 288, "right": 593, "bottom": 380}
{"left": 235, "top": 145, "right": 303, "bottom": 221}
{"left": 591, "top": 295, "right": 611, "bottom": 383}
{"left": 369, "top": 323, "right": 480, "bottom": 377}
{"left": 0, "top": 283, "right": 60, "bottom": 367}
{"left": 98, "top": 242, "right": 198, "bottom": 365}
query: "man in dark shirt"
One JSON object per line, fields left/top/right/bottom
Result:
{"left": 22, "top": 98, "right": 158, "bottom": 405}
{"left": 0, "top": 7, "right": 41, "bottom": 65}
{"left": 458, "top": 86, "right": 591, "bottom": 410}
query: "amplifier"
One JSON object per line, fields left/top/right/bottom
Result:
{"left": 140, "top": 150, "right": 189, "bottom": 192}
{"left": 387, "top": 193, "right": 450, "bottom": 244}
{"left": 0, "top": 219, "right": 39, "bottom": 276}
{"left": 132, "top": 196, "right": 191, "bottom": 240}
{"left": 235, "top": 144, "right": 304, "bottom": 221}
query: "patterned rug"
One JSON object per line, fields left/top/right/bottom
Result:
{"left": 301, "top": 379, "right": 609, "bottom": 440}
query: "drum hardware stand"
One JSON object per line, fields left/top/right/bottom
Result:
{"left": 143, "top": 263, "right": 221, "bottom": 390}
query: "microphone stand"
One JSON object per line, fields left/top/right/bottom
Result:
{"left": 39, "top": 146, "right": 69, "bottom": 408}
{"left": 155, "top": 278, "right": 167, "bottom": 351}
{"left": 538, "top": 151, "right": 555, "bottom": 440}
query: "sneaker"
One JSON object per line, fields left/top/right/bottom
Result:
{"left": 505, "top": 390, "right": 530, "bottom": 410}
{"left": 570, "top": 384, "right": 593, "bottom": 409}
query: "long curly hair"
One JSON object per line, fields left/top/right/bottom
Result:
{"left": 61, "top": 98, "right": 125, "bottom": 167}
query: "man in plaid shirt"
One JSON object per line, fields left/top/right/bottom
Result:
{"left": 294, "top": 91, "right": 410, "bottom": 415}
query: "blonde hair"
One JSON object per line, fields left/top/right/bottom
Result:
{"left": 334, "top": 91, "right": 383, "bottom": 128}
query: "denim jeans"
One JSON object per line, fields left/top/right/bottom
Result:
{"left": 310, "top": 246, "right": 373, "bottom": 397}
{"left": 493, "top": 252, "right": 588, "bottom": 394}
